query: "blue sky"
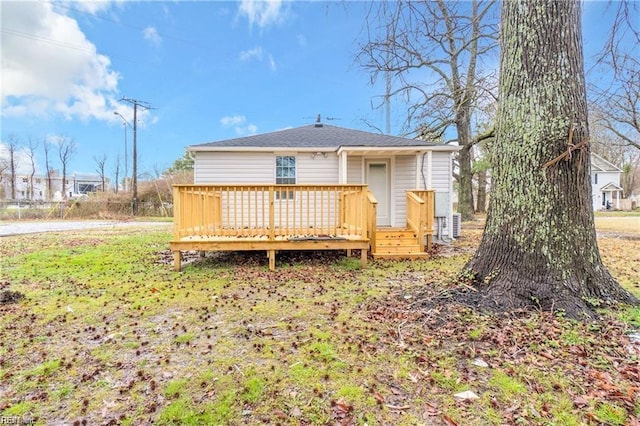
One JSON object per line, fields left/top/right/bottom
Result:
{"left": 0, "top": 0, "right": 627, "bottom": 179}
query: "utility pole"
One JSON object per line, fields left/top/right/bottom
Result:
{"left": 118, "top": 97, "right": 153, "bottom": 215}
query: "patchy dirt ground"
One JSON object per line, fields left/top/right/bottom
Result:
{"left": 0, "top": 221, "right": 638, "bottom": 425}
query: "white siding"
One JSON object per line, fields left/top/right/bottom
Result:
{"left": 215, "top": 187, "right": 341, "bottom": 232}
{"left": 592, "top": 170, "right": 622, "bottom": 210}
{"left": 193, "top": 151, "right": 341, "bottom": 231}
{"left": 195, "top": 152, "right": 273, "bottom": 184}
{"left": 430, "top": 151, "right": 452, "bottom": 192}
{"left": 296, "top": 153, "right": 339, "bottom": 184}
{"left": 347, "top": 156, "right": 363, "bottom": 184}
{"left": 195, "top": 151, "right": 339, "bottom": 185}
{"left": 416, "top": 150, "right": 454, "bottom": 238}
{"left": 394, "top": 155, "right": 416, "bottom": 227}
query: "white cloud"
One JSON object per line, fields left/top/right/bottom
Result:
{"left": 220, "top": 115, "right": 258, "bottom": 136}
{"left": 238, "top": 0, "right": 288, "bottom": 29}
{"left": 143, "top": 26, "right": 162, "bottom": 47}
{"left": 67, "top": 1, "right": 111, "bottom": 15}
{"left": 239, "top": 47, "right": 263, "bottom": 62}
{"left": 267, "top": 54, "right": 277, "bottom": 71}
{"left": 0, "top": 1, "right": 120, "bottom": 121}
{"left": 220, "top": 115, "right": 247, "bottom": 126}
{"left": 161, "top": 4, "right": 171, "bottom": 19}
{"left": 239, "top": 46, "right": 277, "bottom": 71}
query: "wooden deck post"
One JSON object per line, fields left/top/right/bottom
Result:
{"left": 173, "top": 186, "right": 181, "bottom": 240}
{"left": 268, "top": 250, "right": 276, "bottom": 271}
{"left": 173, "top": 251, "right": 182, "bottom": 272}
{"left": 268, "top": 186, "right": 275, "bottom": 241}
{"left": 360, "top": 249, "right": 367, "bottom": 268}
{"left": 346, "top": 249, "right": 352, "bottom": 257}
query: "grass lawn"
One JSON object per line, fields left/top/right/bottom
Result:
{"left": 0, "top": 221, "right": 638, "bottom": 425}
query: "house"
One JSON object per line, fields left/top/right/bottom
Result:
{"left": 170, "top": 122, "right": 460, "bottom": 271}
{"left": 0, "top": 171, "right": 106, "bottom": 201}
{"left": 591, "top": 153, "right": 623, "bottom": 210}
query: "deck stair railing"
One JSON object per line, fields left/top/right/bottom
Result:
{"left": 406, "top": 190, "right": 435, "bottom": 250}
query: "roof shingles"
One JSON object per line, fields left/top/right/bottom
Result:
{"left": 190, "top": 124, "right": 441, "bottom": 150}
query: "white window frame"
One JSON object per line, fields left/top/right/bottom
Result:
{"left": 275, "top": 155, "right": 296, "bottom": 200}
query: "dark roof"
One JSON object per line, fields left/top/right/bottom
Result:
{"left": 191, "top": 124, "right": 441, "bottom": 149}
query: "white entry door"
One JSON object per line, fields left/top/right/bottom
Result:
{"left": 367, "top": 160, "right": 391, "bottom": 226}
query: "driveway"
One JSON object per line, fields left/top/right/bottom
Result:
{"left": 0, "top": 220, "right": 172, "bottom": 237}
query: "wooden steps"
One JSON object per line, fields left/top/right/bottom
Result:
{"left": 372, "top": 228, "right": 430, "bottom": 259}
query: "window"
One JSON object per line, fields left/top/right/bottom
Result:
{"left": 275, "top": 156, "right": 296, "bottom": 199}
{"left": 593, "top": 173, "right": 598, "bottom": 185}
{"left": 36, "top": 179, "right": 41, "bottom": 184}
{"left": 78, "top": 183, "right": 96, "bottom": 194}
{"left": 22, "top": 177, "right": 28, "bottom": 183}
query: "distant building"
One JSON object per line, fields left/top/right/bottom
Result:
{"left": 0, "top": 170, "right": 107, "bottom": 201}
{"left": 591, "top": 153, "right": 623, "bottom": 210}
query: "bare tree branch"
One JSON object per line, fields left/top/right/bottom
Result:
{"left": 94, "top": 153, "right": 108, "bottom": 192}
{"left": 25, "top": 136, "right": 39, "bottom": 200}
{"left": 57, "top": 137, "right": 77, "bottom": 198}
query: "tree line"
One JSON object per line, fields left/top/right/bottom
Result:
{"left": 0, "top": 134, "right": 194, "bottom": 206}
{"left": 358, "top": 0, "right": 639, "bottom": 219}
{"left": 0, "top": 135, "right": 80, "bottom": 200}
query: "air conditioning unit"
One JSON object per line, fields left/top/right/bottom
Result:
{"left": 452, "top": 213, "right": 461, "bottom": 238}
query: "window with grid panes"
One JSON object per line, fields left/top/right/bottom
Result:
{"left": 275, "top": 156, "right": 295, "bottom": 199}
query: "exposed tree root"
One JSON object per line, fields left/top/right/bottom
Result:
{"left": 451, "top": 271, "right": 640, "bottom": 321}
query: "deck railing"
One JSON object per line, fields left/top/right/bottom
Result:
{"left": 406, "top": 190, "right": 435, "bottom": 250}
{"left": 173, "top": 184, "right": 374, "bottom": 241}
{"left": 406, "top": 192, "right": 426, "bottom": 252}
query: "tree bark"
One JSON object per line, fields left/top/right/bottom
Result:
{"left": 7, "top": 137, "right": 19, "bottom": 200}
{"left": 27, "top": 138, "right": 38, "bottom": 200}
{"left": 44, "top": 141, "right": 53, "bottom": 200}
{"left": 58, "top": 138, "right": 76, "bottom": 199}
{"left": 465, "top": 0, "right": 638, "bottom": 319}
{"left": 457, "top": 142, "right": 475, "bottom": 220}
{"left": 476, "top": 169, "right": 487, "bottom": 213}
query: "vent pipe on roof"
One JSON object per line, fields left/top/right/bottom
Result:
{"left": 315, "top": 114, "right": 323, "bottom": 127}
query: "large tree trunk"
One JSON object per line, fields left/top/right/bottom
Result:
{"left": 476, "top": 169, "right": 487, "bottom": 214}
{"left": 465, "top": 0, "right": 637, "bottom": 319}
{"left": 9, "top": 149, "right": 16, "bottom": 200}
{"left": 457, "top": 146, "right": 475, "bottom": 220}
{"left": 61, "top": 165, "right": 67, "bottom": 198}
{"left": 456, "top": 105, "right": 476, "bottom": 220}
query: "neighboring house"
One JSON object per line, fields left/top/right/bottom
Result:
{"left": 170, "top": 122, "right": 460, "bottom": 271}
{"left": 591, "top": 153, "right": 623, "bottom": 210}
{"left": 0, "top": 171, "right": 106, "bottom": 201}
{"left": 72, "top": 173, "right": 108, "bottom": 195}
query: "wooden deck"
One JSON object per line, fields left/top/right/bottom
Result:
{"left": 170, "top": 185, "right": 434, "bottom": 270}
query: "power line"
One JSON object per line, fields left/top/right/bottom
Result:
{"left": 53, "top": 2, "right": 219, "bottom": 51}
{"left": 0, "top": 27, "right": 144, "bottom": 66}
{"left": 1, "top": 28, "right": 96, "bottom": 54}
